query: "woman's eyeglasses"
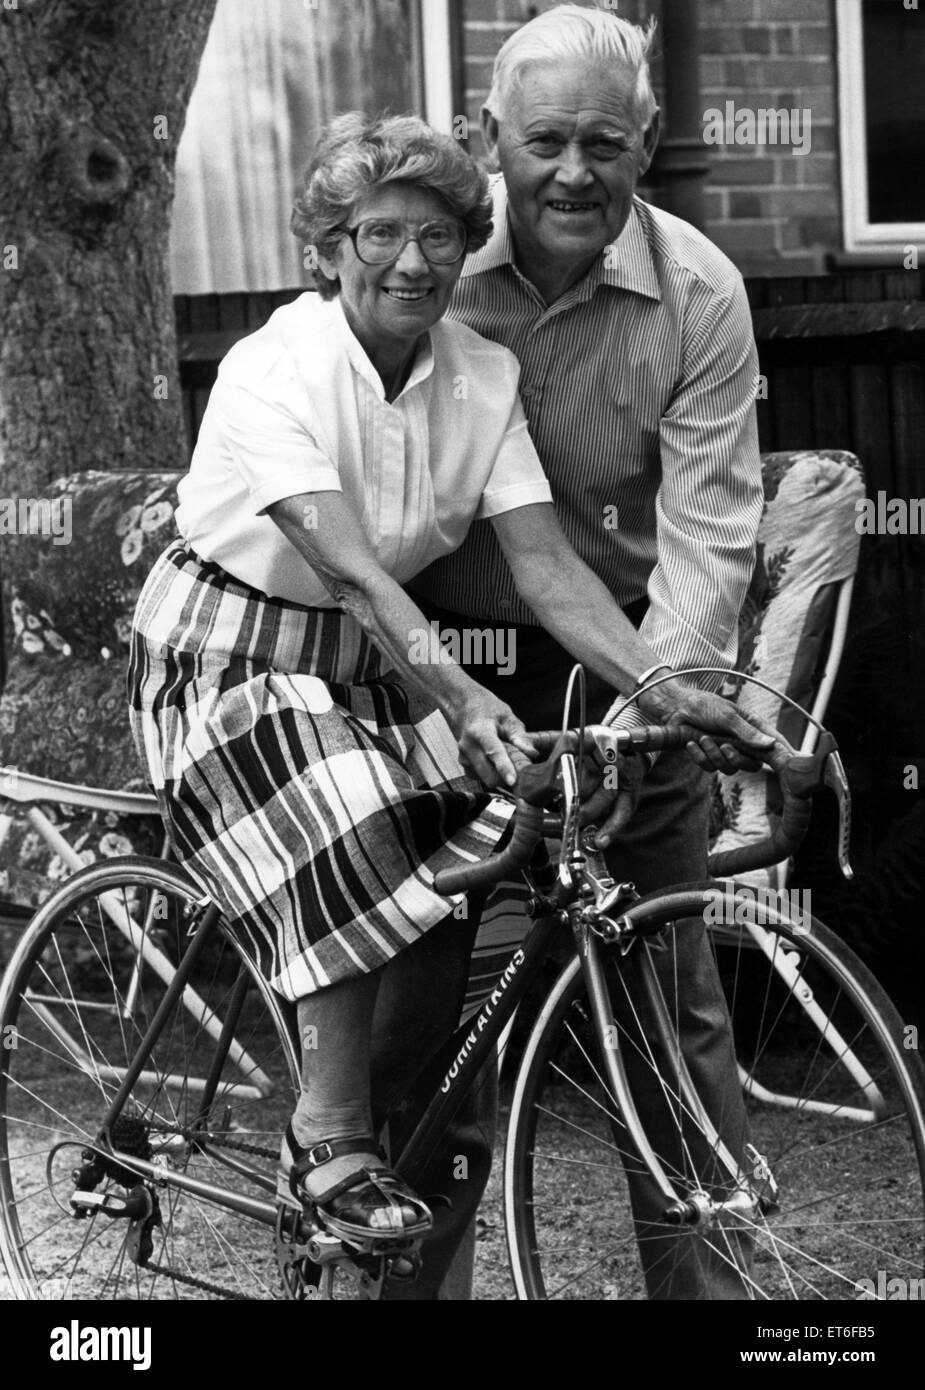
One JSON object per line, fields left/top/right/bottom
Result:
{"left": 341, "top": 218, "right": 468, "bottom": 266}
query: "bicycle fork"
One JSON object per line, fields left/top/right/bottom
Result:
{"left": 572, "top": 863, "right": 778, "bottom": 1236}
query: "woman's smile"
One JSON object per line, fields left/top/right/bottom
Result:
{"left": 320, "top": 183, "right": 464, "bottom": 387}
{"left": 381, "top": 285, "right": 435, "bottom": 301}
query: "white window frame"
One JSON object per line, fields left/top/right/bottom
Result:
{"left": 420, "top": 0, "right": 456, "bottom": 133}
{"left": 837, "top": 0, "right": 925, "bottom": 252}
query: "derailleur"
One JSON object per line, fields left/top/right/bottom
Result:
{"left": 68, "top": 1182, "right": 162, "bottom": 1265}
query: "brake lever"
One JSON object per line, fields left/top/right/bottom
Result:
{"left": 557, "top": 750, "right": 582, "bottom": 888}
{"left": 773, "top": 729, "right": 854, "bottom": 882}
{"left": 823, "top": 746, "right": 854, "bottom": 881}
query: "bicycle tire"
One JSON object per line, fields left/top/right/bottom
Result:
{"left": 0, "top": 856, "right": 300, "bottom": 1300}
{"left": 504, "top": 884, "right": 925, "bottom": 1300}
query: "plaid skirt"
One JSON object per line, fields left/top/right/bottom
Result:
{"left": 127, "top": 540, "right": 514, "bottom": 1001}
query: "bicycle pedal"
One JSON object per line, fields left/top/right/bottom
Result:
{"left": 68, "top": 1187, "right": 151, "bottom": 1221}
{"left": 306, "top": 1231, "right": 350, "bottom": 1265}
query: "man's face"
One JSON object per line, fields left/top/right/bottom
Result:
{"left": 483, "top": 58, "right": 658, "bottom": 283}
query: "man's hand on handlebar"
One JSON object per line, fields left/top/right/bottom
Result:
{"left": 502, "top": 728, "right": 648, "bottom": 846}
{"left": 636, "top": 678, "right": 776, "bottom": 774}
{"left": 580, "top": 748, "right": 647, "bottom": 846}
{"left": 503, "top": 687, "right": 780, "bottom": 850}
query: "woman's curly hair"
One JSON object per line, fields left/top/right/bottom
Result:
{"left": 291, "top": 113, "right": 493, "bottom": 299}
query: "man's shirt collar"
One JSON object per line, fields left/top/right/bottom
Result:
{"left": 461, "top": 174, "right": 661, "bottom": 304}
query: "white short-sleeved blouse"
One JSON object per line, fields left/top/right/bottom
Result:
{"left": 175, "top": 293, "right": 553, "bottom": 607}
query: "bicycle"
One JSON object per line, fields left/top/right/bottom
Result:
{"left": 1, "top": 685, "right": 924, "bottom": 1300}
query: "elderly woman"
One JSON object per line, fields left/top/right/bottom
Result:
{"left": 128, "top": 113, "right": 770, "bottom": 1251}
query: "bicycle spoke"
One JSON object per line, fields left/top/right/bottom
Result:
{"left": 506, "top": 891, "right": 925, "bottom": 1301}
{"left": 0, "top": 861, "right": 298, "bottom": 1300}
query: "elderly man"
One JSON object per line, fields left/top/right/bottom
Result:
{"left": 406, "top": 5, "right": 764, "bottom": 1300}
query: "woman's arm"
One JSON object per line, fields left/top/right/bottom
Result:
{"left": 267, "top": 491, "right": 532, "bottom": 787}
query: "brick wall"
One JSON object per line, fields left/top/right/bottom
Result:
{"left": 459, "top": 0, "right": 841, "bottom": 277}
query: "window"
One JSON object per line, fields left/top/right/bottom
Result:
{"left": 170, "top": 0, "right": 455, "bottom": 293}
{"left": 837, "top": 0, "right": 925, "bottom": 253}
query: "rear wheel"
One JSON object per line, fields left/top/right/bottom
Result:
{"left": 505, "top": 885, "right": 925, "bottom": 1299}
{"left": 0, "top": 857, "right": 299, "bottom": 1300}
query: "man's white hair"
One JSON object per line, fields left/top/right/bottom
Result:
{"left": 486, "top": 4, "right": 658, "bottom": 132}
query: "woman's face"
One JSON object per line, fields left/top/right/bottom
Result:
{"left": 321, "top": 182, "right": 466, "bottom": 363}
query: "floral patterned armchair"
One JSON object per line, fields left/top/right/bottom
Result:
{"left": 709, "top": 449, "right": 865, "bottom": 885}
{"left": 0, "top": 469, "right": 184, "bottom": 909}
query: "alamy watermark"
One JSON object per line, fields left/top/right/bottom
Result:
{"left": 0, "top": 496, "right": 72, "bottom": 545}
{"left": 701, "top": 884, "right": 812, "bottom": 934}
{"left": 408, "top": 621, "right": 516, "bottom": 676}
{"left": 49, "top": 1320, "right": 152, "bottom": 1369}
{"left": 703, "top": 101, "right": 812, "bottom": 156}
{"left": 855, "top": 492, "right": 925, "bottom": 535}
{"left": 855, "top": 1271, "right": 925, "bottom": 1300}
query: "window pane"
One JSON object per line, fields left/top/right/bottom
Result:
{"left": 171, "top": 0, "right": 423, "bottom": 293}
{"left": 862, "top": 0, "right": 925, "bottom": 224}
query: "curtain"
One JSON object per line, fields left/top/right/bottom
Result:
{"left": 170, "top": 0, "right": 422, "bottom": 294}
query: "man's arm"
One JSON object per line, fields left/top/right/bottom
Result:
{"left": 638, "top": 272, "right": 763, "bottom": 692}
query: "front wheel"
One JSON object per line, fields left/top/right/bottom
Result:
{"left": 504, "top": 885, "right": 925, "bottom": 1300}
{"left": 0, "top": 857, "right": 299, "bottom": 1300}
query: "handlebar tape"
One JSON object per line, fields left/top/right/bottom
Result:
{"left": 432, "top": 728, "right": 821, "bottom": 896}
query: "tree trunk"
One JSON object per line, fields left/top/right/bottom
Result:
{"left": 0, "top": 0, "right": 218, "bottom": 500}
{"left": 0, "top": 0, "right": 217, "bottom": 681}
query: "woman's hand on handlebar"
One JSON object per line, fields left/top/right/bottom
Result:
{"left": 636, "top": 678, "right": 777, "bottom": 774}
{"left": 445, "top": 688, "right": 541, "bottom": 790}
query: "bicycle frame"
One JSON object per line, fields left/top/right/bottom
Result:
{"left": 84, "top": 842, "right": 751, "bottom": 1242}
{"left": 397, "top": 853, "right": 752, "bottom": 1219}
{"left": 82, "top": 860, "right": 567, "bottom": 1232}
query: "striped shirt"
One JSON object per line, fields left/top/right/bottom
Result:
{"left": 411, "top": 176, "right": 763, "bottom": 691}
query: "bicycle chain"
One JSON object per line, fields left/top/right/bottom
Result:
{"left": 205, "top": 1133, "right": 279, "bottom": 1161}
{"left": 149, "top": 1126, "right": 280, "bottom": 1161}
{"left": 141, "top": 1261, "right": 253, "bottom": 1300}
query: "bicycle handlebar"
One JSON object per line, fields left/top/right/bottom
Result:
{"left": 432, "top": 724, "right": 852, "bottom": 897}
{"left": 433, "top": 748, "right": 545, "bottom": 897}
{"left": 707, "top": 737, "right": 809, "bottom": 878}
